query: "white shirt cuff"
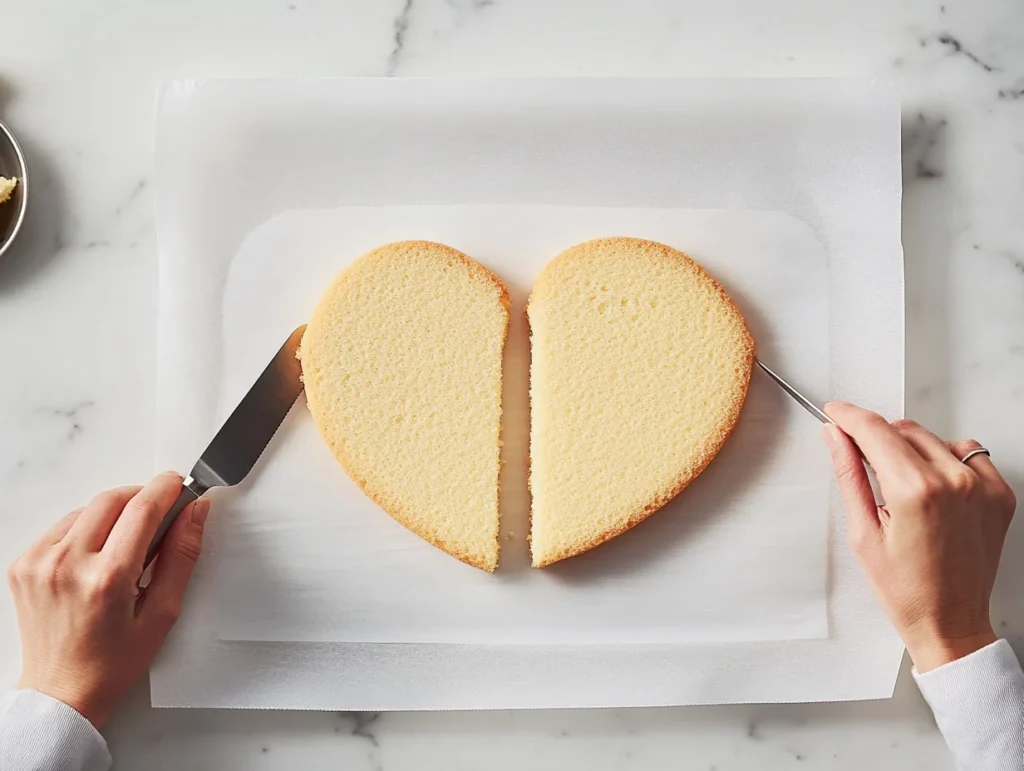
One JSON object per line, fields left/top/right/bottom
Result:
{"left": 914, "top": 639, "right": 1024, "bottom": 771}
{"left": 0, "top": 689, "right": 111, "bottom": 771}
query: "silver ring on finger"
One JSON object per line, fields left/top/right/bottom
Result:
{"left": 960, "top": 447, "right": 991, "bottom": 465}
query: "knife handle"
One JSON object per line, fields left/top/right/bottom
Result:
{"left": 143, "top": 476, "right": 204, "bottom": 569}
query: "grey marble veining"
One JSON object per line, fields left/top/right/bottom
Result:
{"left": 387, "top": 0, "right": 416, "bottom": 76}
{"left": 0, "top": 0, "right": 1022, "bottom": 768}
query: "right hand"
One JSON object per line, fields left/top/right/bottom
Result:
{"left": 7, "top": 472, "right": 209, "bottom": 727}
{"left": 823, "top": 403, "right": 1016, "bottom": 672}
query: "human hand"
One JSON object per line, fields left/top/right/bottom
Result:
{"left": 824, "top": 403, "right": 1016, "bottom": 672}
{"left": 7, "top": 472, "right": 209, "bottom": 727}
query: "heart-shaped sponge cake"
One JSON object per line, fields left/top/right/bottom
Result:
{"left": 527, "top": 237, "right": 755, "bottom": 567}
{"left": 300, "top": 241, "right": 510, "bottom": 572}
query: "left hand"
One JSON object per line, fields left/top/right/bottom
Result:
{"left": 6, "top": 472, "right": 209, "bottom": 728}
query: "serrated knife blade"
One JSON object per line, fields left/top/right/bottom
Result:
{"left": 144, "top": 325, "right": 306, "bottom": 567}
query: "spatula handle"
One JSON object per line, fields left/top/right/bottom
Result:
{"left": 144, "top": 477, "right": 204, "bottom": 568}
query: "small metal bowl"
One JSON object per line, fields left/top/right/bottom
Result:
{"left": 0, "top": 117, "right": 28, "bottom": 259}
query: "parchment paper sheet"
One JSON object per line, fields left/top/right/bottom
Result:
{"left": 152, "top": 78, "right": 903, "bottom": 708}
{"left": 211, "top": 205, "right": 829, "bottom": 646}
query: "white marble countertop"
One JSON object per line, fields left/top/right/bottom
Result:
{"left": 1, "top": 0, "right": 1022, "bottom": 768}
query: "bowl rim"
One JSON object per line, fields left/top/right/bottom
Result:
{"left": 0, "top": 117, "right": 28, "bottom": 259}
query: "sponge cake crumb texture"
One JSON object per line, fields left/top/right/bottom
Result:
{"left": 301, "top": 241, "right": 510, "bottom": 572}
{"left": 527, "top": 237, "right": 755, "bottom": 567}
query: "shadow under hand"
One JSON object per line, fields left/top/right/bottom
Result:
{"left": 902, "top": 111, "right": 953, "bottom": 433}
{"left": 993, "top": 470, "right": 1024, "bottom": 658}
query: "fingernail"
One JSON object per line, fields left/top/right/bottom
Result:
{"left": 191, "top": 498, "right": 211, "bottom": 527}
{"left": 823, "top": 423, "right": 842, "bottom": 451}
{"left": 823, "top": 402, "right": 845, "bottom": 424}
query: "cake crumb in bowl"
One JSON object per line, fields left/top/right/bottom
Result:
{"left": 0, "top": 176, "right": 17, "bottom": 205}
{"left": 0, "top": 116, "right": 29, "bottom": 260}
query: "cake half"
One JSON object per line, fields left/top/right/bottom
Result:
{"left": 527, "top": 237, "right": 755, "bottom": 567}
{"left": 301, "top": 241, "right": 510, "bottom": 571}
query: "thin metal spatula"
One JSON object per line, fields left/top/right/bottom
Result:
{"left": 755, "top": 358, "right": 877, "bottom": 468}
{"left": 756, "top": 359, "right": 835, "bottom": 425}
{"left": 144, "top": 325, "right": 306, "bottom": 567}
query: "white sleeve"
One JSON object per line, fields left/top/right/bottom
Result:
{"left": 0, "top": 689, "right": 111, "bottom": 771}
{"left": 914, "top": 639, "right": 1024, "bottom": 771}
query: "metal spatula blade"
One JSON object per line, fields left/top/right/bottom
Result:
{"left": 756, "top": 359, "right": 835, "bottom": 426}
{"left": 144, "top": 325, "right": 306, "bottom": 567}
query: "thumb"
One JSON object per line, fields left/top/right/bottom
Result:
{"left": 140, "top": 498, "right": 209, "bottom": 633}
{"left": 823, "top": 424, "right": 881, "bottom": 552}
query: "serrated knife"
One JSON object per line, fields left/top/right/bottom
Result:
{"left": 144, "top": 325, "right": 306, "bottom": 567}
